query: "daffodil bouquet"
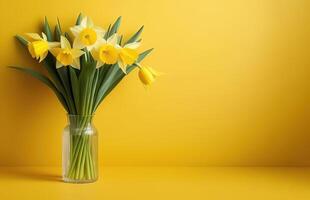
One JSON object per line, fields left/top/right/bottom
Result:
{"left": 11, "top": 14, "right": 159, "bottom": 183}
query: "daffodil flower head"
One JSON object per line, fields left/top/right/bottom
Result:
{"left": 26, "top": 32, "right": 59, "bottom": 62}
{"left": 138, "top": 66, "right": 160, "bottom": 86}
{"left": 118, "top": 42, "right": 140, "bottom": 73}
{"left": 50, "top": 36, "right": 85, "bottom": 69}
{"left": 91, "top": 34, "right": 120, "bottom": 68}
{"left": 70, "top": 16, "right": 105, "bottom": 51}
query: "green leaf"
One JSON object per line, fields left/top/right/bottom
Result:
{"left": 15, "top": 35, "right": 28, "bottom": 47}
{"left": 9, "top": 66, "right": 69, "bottom": 112}
{"left": 104, "top": 24, "right": 111, "bottom": 39}
{"left": 43, "top": 16, "right": 53, "bottom": 42}
{"left": 93, "top": 70, "right": 124, "bottom": 112}
{"left": 96, "top": 65, "right": 110, "bottom": 90}
{"left": 69, "top": 67, "right": 80, "bottom": 113}
{"left": 54, "top": 18, "right": 63, "bottom": 41}
{"left": 90, "top": 70, "right": 99, "bottom": 113}
{"left": 118, "top": 35, "right": 123, "bottom": 45}
{"left": 125, "top": 25, "right": 144, "bottom": 44}
{"left": 93, "top": 64, "right": 119, "bottom": 110}
{"left": 43, "top": 55, "right": 67, "bottom": 96}
{"left": 137, "top": 48, "right": 154, "bottom": 63}
{"left": 57, "top": 67, "right": 76, "bottom": 114}
{"left": 109, "top": 16, "right": 122, "bottom": 36}
{"left": 76, "top": 13, "right": 83, "bottom": 25}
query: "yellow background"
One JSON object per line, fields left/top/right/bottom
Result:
{"left": 0, "top": 0, "right": 309, "bottom": 166}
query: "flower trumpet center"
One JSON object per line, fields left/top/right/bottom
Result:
{"left": 79, "top": 28, "right": 97, "bottom": 46}
{"left": 29, "top": 40, "right": 49, "bottom": 58}
{"left": 98, "top": 44, "right": 119, "bottom": 64}
{"left": 57, "top": 49, "right": 73, "bottom": 66}
{"left": 119, "top": 48, "right": 138, "bottom": 65}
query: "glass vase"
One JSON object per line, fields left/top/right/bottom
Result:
{"left": 62, "top": 115, "right": 98, "bottom": 183}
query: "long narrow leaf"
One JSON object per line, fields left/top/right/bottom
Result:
{"left": 43, "top": 17, "right": 53, "bottom": 41}
{"left": 57, "top": 67, "right": 76, "bottom": 114}
{"left": 43, "top": 55, "right": 67, "bottom": 97}
{"left": 9, "top": 66, "right": 69, "bottom": 112}
{"left": 125, "top": 26, "right": 144, "bottom": 44}
{"left": 69, "top": 67, "right": 80, "bottom": 113}
{"left": 93, "top": 64, "right": 119, "bottom": 109}
{"left": 104, "top": 24, "right": 111, "bottom": 39}
{"left": 76, "top": 13, "right": 83, "bottom": 25}
{"left": 15, "top": 35, "right": 28, "bottom": 47}
{"left": 54, "top": 18, "right": 62, "bottom": 41}
{"left": 109, "top": 16, "right": 122, "bottom": 36}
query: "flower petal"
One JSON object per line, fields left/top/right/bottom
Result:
{"left": 71, "top": 49, "right": 85, "bottom": 58}
{"left": 118, "top": 61, "right": 127, "bottom": 74}
{"left": 56, "top": 61, "right": 63, "bottom": 69}
{"left": 39, "top": 51, "right": 48, "bottom": 62}
{"left": 48, "top": 42, "right": 60, "bottom": 49}
{"left": 70, "top": 26, "right": 83, "bottom": 37}
{"left": 60, "top": 36, "right": 71, "bottom": 49}
{"left": 107, "top": 34, "right": 119, "bottom": 45}
{"left": 49, "top": 47, "right": 62, "bottom": 57}
{"left": 42, "top": 32, "right": 47, "bottom": 41}
{"left": 73, "top": 37, "right": 85, "bottom": 49}
{"left": 94, "top": 26, "right": 105, "bottom": 37}
{"left": 86, "top": 17, "right": 94, "bottom": 27}
{"left": 71, "top": 58, "right": 81, "bottom": 70}
{"left": 25, "top": 33, "right": 42, "bottom": 41}
{"left": 124, "top": 42, "right": 140, "bottom": 49}
{"left": 80, "top": 17, "right": 88, "bottom": 27}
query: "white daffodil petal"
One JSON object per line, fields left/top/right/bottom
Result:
{"left": 56, "top": 61, "right": 63, "bottom": 69}
{"left": 118, "top": 61, "right": 127, "bottom": 74}
{"left": 86, "top": 17, "right": 94, "bottom": 27}
{"left": 80, "top": 17, "right": 88, "bottom": 27}
{"left": 26, "top": 33, "right": 42, "bottom": 40}
{"left": 48, "top": 42, "right": 60, "bottom": 48}
{"left": 42, "top": 32, "right": 47, "bottom": 41}
{"left": 94, "top": 26, "right": 105, "bottom": 36}
{"left": 124, "top": 42, "right": 141, "bottom": 49}
{"left": 73, "top": 38, "right": 85, "bottom": 49}
{"left": 92, "top": 38, "right": 106, "bottom": 50}
{"left": 71, "top": 49, "right": 85, "bottom": 58}
{"left": 70, "top": 26, "right": 83, "bottom": 37}
{"left": 71, "top": 59, "right": 81, "bottom": 70}
{"left": 107, "top": 34, "right": 119, "bottom": 45}
{"left": 96, "top": 60, "right": 104, "bottom": 68}
{"left": 61, "top": 36, "right": 71, "bottom": 49}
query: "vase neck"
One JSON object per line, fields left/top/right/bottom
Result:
{"left": 67, "top": 114, "right": 94, "bottom": 128}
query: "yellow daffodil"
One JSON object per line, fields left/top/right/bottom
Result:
{"left": 91, "top": 34, "right": 120, "bottom": 68}
{"left": 50, "top": 36, "right": 85, "bottom": 69}
{"left": 26, "top": 33, "right": 59, "bottom": 62}
{"left": 138, "top": 65, "right": 160, "bottom": 86}
{"left": 117, "top": 42, "right": 140, "bottom": 73}
{"left": 70, "top": 16, "right": 105, "bottom": 51}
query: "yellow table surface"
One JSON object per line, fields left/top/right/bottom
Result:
{"left": 1, "top": 166, "right": 310, "bottom": 200}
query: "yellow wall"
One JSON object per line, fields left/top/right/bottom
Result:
{"left": 0, "top": 0, "right": 309, "bottom": 166}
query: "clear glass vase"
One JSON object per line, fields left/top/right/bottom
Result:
{"left": 62, "top": 115, "right": 98, "bottom": 183}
